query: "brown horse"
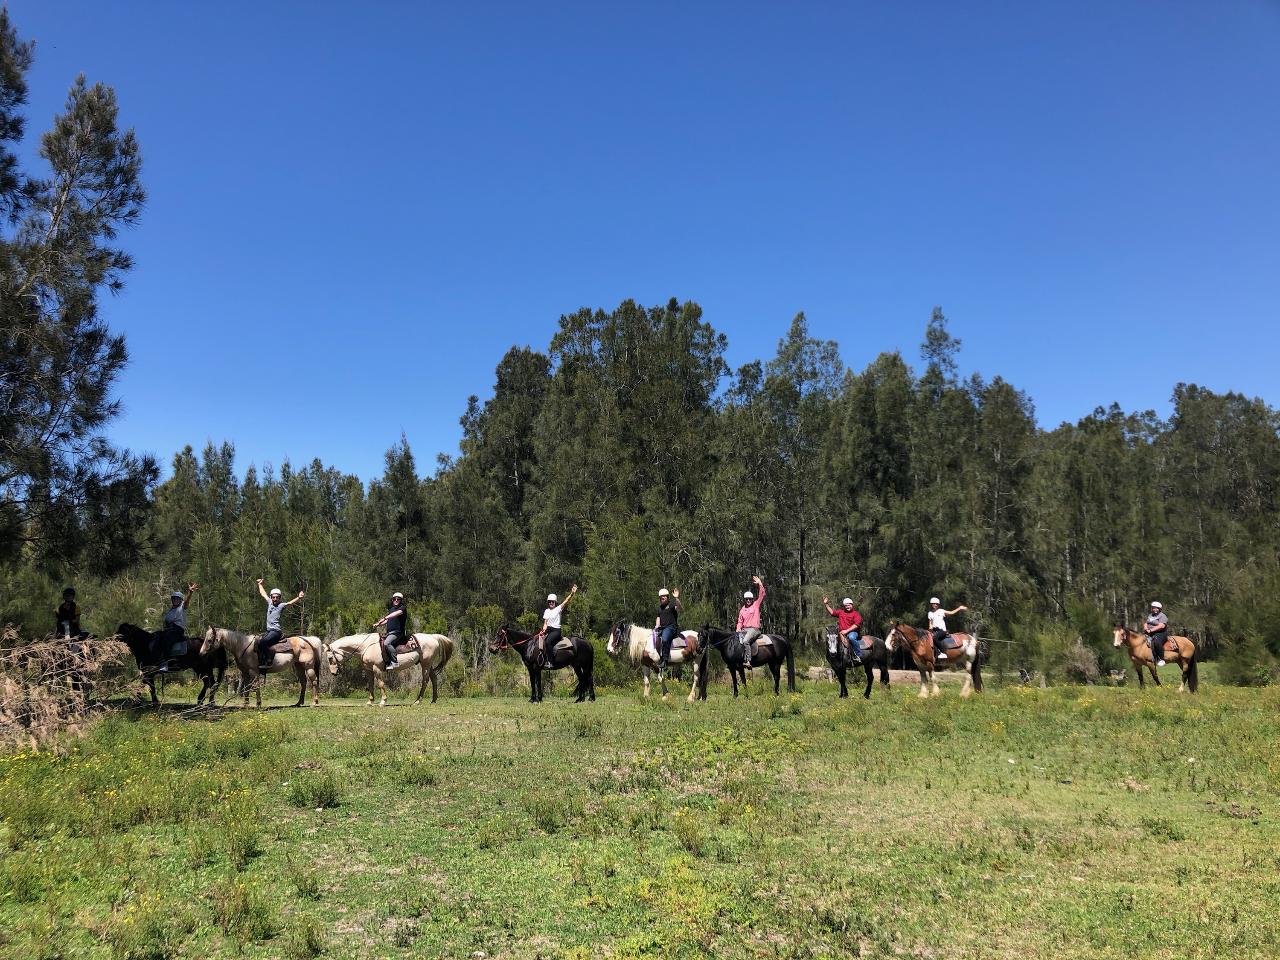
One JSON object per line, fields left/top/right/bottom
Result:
{"left": 885, "top": 622, "right": 982, "bottom": 698}
{"left": 1112, "top": 625, "right": 1198, "bottom": 692}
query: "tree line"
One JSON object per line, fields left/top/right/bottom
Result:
{"left": 3, "top": 9, "right": 1278, "bottom": 684}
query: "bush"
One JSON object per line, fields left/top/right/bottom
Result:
{"left": 1216, "top": 633, "right": 1279, "bottom": 686}
{"left": 287, "top": 769, "right": 341, "bottom": 809}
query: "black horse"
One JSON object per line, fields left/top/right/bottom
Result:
{"left": 823, "top": 625, "right": 890, "bottom": 699}
{"left": 489, "top": 625, "right": 595, "bottom": 703}
{"left": 696, "top": 626, "right": 796, "bottom": 697}
{"left": 115, "top": 623, "right": 228, "bottom": 706}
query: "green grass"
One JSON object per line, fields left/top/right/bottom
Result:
{"left": 1, "top": 676, "right": 1278, "bottom": 959}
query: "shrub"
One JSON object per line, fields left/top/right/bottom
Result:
{"left": 672, "top": 809, "right": 706, "bottom": 857}
{"left": 283, "top": 918, "right": 325, "bottom": 959}
{"left": 1217, "top": 633, "right": 1279, "bottom": 686}
{"left": 287, "top": 770, "right": 341, "bottom": 809}
{"left": 210, "top": 880, "right": 277, "bottom": 945}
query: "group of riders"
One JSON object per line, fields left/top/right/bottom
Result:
{"left": 55, "top": 577, "right": 1178, "bottom": 673}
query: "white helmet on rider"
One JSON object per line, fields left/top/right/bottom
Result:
{"left": 658, "top": 588, "right": 670, "bottom": 598}
{"left": 842, "top": 598, "right": 853, "bottom": 607}
{"left": 170, "top": 591, "right": 184, "bottom": 601}
{"left": 391, "top": 592, "right": 404, "bottom": 600}
{"left": 1150, "top": 600, "right": 1162, "bottom": 609}
{"left": 929, "top": 597, "right": 941, "bottom": 605}
{"left": 547, "top": 593, "right": 558, "bottom": 603}
{"left": 269, "top": 588, "right": 282, "bottom": 598}
{"left": 743, "top": 591, "right": 753, "bottom": 600}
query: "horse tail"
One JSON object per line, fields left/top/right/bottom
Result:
{"left": 876, "top": 639, "right": 890, "bottom": 686}
{"left": 1187, "top": 645, "right": 1199, "bottom": 693}
{"left": 971, "top": 640, "right": 984, "bottom": 693}
{"left": 436, "top": 635, "right": 456, "bottom": 673}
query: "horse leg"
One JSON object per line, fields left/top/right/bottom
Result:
{"left": 294, "top": 664, "right": 306, "bottom": 708}
{"left": 366, "top": 669, "right": 376, "bottom": 705}
{"left": 862, "top": 664, "right": 872, "bottom": 700}
{"left": 960, "top": 667, "right": 973, "bottom": 698}
{"left": 416, "top": 661, "right": 428, "bottom": 704}
{"left": 378, "top": 671, "right": 389, "bottom": 707}
{"left": 528, "top": 664, "right": 539, "bottom": 703}
{"left": 930, "top": 667, "right": 941, "bottom": 697}
{"left": 430, "top": 666, "right": 440, "bottom": 704}
{"left": 770, "top": 661, "right": 781, "bottom": 695}
{"left": 1149, "top": 664, "right": 1161, "bottom": 687}
{"left": 918, "top": 667, "right": 929, "bottom": 699}
{"left": 660, "top": 663, "right": 670, "bottom": 700}
{"left": 642, "top": 665, "right": 651, "bottom": 699}
{"left": 1134, "top": 661, "right": 1144, "bottom": 688}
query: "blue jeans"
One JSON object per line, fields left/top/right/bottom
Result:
{"left": 842, "top": 628, "right": 860, "bottom": 660}
{"left": 658, "top": 626, "right": 679, "bottom": 662}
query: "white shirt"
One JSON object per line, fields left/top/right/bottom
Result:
{"left": 542, "top": 603, "right": 564, "bottom": 630}
{"left": 928, "top": 608, "right": 947, "bottom": 632}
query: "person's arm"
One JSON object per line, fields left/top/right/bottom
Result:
{"left": 822, "top": 596, "right": 836, "bottom": 616}
{"left": 183, "top": 584, "right": 198, "bottom": 609}
{"left": 945, "top": 605, "right": 967, "bottom": 617}
{"left": 672, "top": 588, "right": 682, "bottom": 612}
{"left": 559, "top": 584, "right": 578, "bottom": 612}
{"left": 753, "top": 576, "right": 765, "bottom": 608}
{"left": 283, "top": 590, "right": 306, "bottom": 608}
{"left": 385, "top": 608, "right": 405, "bottom": 623}
{"left": 255, "top": 579, "right": 270, "bottom": 602}
{"left": 852, "top": 610, "right": 863, "bottom": 628}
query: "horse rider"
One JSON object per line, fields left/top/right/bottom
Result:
{"left": 928, "top": 597, "right": 967, "bottom": 660}
{"left": 255, "top": 579, "right": 305, "bottom": 671}
{"left": 374, "top": 592, "right": 410, "bottom": 668}
{"left": 1143, "top": 600, "right": 1169, "bottom": 667}
{"left": 55, "top": 586, "right": 82, "bottom": 639}
{"left": 823, "top": 595, "right": 862, "bottom": 662}
{"left": 157, "top": 583, "right": 198, "bottom": 671}
{"left": 655, "top": 587, "right": 682, "bottom": 668}
{"left": 534, "top": 583, "right": 578, "bottom": 668}
{"left": 736, "top": 575, "right": 765, "bottom": 668}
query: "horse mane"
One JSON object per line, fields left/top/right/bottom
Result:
{"left": 626, "top": 624, "right": 650, "bottom": 662}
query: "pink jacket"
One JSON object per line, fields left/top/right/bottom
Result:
{"left": 736, "top": 583, "right": 765, "bottom": 630}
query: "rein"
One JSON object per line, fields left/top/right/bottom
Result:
{"left": 493, "top": 628, "right": 534, "bottom": 651}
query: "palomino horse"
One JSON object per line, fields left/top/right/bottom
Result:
{"left": 115, "top": 623, "right": 227, "bottom": 706}
{"left": 1113, "top": 625, "right": 1198, "bottom": 692}
{"left": 697, "top": 626, "right": 796, "bottom": 697}
{"left": 490, "top": 625, "right": 595, "bottom": 703}
{"left": 199, "top": 627, "right": 324, "bottom": 708}
{"left": 823, "top": 625, "right": 890, "bottom": 699}
{"left": 606, "top": 622, "right": 702, "bottom": 701}
{"left": 325, "top": 633, "right": 455, "bottom": 706}
{"left": 885, "top": 622, "right": 983, "bottom": 698}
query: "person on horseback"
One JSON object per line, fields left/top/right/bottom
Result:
{"left": 374, "top": 592, "right": 410, "bottom": 668}
{"left": 157, "top": 584, "right": 198, "bottom": 672}
{"left": 928, "top": 597, "right": 967, "bottom": 660}
{"left": 822, "top": 595, "right": 863, "bottom": 662}
{"left": 55, "top": 587, "right": 82, "bottom": 639}
{"left": 736, "top": 575, "right": 765, "bottom": 668}
{"left": 655, "top": 587, "right": 682, "bottom": 668}
{"left": 534, "top": 583, "right": 578, "bottom": 668}
{"left": 1143, "top": 600, "right": 1169, "bottom": 667}
{"left": 255, "top": 580, "right": 305, "bottom": 671}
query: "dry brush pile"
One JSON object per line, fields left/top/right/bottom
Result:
{"left": 0, "top": 627, "right": 134, "bottom": 752}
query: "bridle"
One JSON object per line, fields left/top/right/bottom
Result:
{"left": 491, "top": 626, "right": 533, "bottom": 651}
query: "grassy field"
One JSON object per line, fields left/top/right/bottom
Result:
{"left": 1, "top": 670, "right": 1278, "bottom": 960}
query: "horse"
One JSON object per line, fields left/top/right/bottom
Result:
{"left": 114, "top": 622, "right": 227, "bottom": 706}
{"left": 606, "top": 621, "right": 702, "bottom": 701}
{"left": 199, "top": 627, "right": 324, "bottom": 708}
{"left": 885, "top": 622, "right": 983, "bottom": 698}
{"left": 696, "top": 626, "right": 796, "bottom": 697}
{"left": 325, "top": 633, "right": 455, "bottom": 706}
{"left": 489, "top": 625, "right": 595, "bottom": 703}
{"left": 822, "top": 625, "right": 890, "bottom": 699}
{"left": 1113, "top": 625, "right": 1198, "bottom": 692}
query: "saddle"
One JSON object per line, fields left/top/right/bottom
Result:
{"left": 552, "top": 638, "right": 573, "bottom": 654}
{"left": 387, "top": 636, "right": 419, "bottom": 652}
{"left": 936, "top": 633, "right": 967, "bottom": 651}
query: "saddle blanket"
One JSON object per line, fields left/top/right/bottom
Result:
{"left": 170, "top": 639, "right": 188, "bottom": 657}
{"left": 553, "top": 638, "right": 573, "bottom": 653}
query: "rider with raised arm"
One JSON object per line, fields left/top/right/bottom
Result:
{"left": 655, "top": 587, "right": 682, "bottom": 668}
{"left": 374, "top": 592, "right": 410, "bottom": 668}
{"left": 534, "top": 583, "right": 578, "bottom": 668}
{"left": 255, "top": 579, "right": 305, "bottom": 671}
{"left": 157, "top": 584, "right": 198, "bottom": 672}
{"left": 823, "top": 595, "right": 863, "bottom": 662}
{"left": 736, "top": 575, "right": 765, "bottom": 668}
{"left": 1143, "top": 601, "right": 1169, "bottom": 667}
{"left": 55, "top": 587, "right": 82, "bottom": 639}
{"left": 928, "top": 597, "right": 967, "bottom": 660}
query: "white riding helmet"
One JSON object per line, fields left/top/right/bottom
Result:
{"left": 1150, "top": 600, "right": 1162, "bottom": 609}
{"left": 658, "top": 588, "right": 670, "bottom": 598}
{"left": 391, "top": 592, "right": 404, "bottom": 600}
{"left": 547, "top": 593, "right": 558, "bottom": 603}
{"left": 743, "top": 591, "right": 754, "bottom": 600}
{"left": 269, "top": 588, "right": 282, "bottom": 598}
{"left": 170, "top": 591, "right": 184, "bottom": 600}
{"left": 842, "top": 598, "right": 853, "bottom": 606}
{"left": 929, "top": 597, "right": 941, "bottom": 605}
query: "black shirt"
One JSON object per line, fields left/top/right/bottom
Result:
{"left": 387, "top": 601, "right": 409, "bottom": 636}
{"left": 657, "top": 600, "right": 680, "bottom": 630}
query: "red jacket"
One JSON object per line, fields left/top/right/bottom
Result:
{"left": 829, "top": 607, "right": 862, "bottom": 633}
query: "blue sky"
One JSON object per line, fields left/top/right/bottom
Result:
{"left": 10, "top": 1, "right": 1280, "bottom": 480}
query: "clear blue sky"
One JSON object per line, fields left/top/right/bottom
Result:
{"left": 11, "top": 1, "right": 1280, "bottom": 480}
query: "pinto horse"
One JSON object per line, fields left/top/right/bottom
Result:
{"left": 822, "top": 626, "right": 890, "bottom": 699}
{"left": 490, "top": 625, "right": 595, "bottom": 703}
{"left": 1113, "top": 625, "right": 1198, "bottom": 692}
{"left": 606, "top": 621, "right": 702, "bottom": 700}
{"left": 325, "top": 633, "right": 454, "bottom": 706}
{"left": 200, "top": 627, "right": 324, "bottom": 708}
{"left": 696, "top": 626, "right": 796, "bottom": 697}
{"left": 885, "top": 622, "right": 983, "bottom": 698}
{"left": 115, "top": 623, "right": 227, "bottom": 706}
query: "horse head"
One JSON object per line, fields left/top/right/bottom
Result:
{"left": 1112, "top": 624, "right": 1128, "bottom": 648}
{"left": 199, "top": 626, "right": 220, "bottom": 657}
{"left": 884, "top": 621, "right": 902, "bottom": 652}
{"left": 325, "top": 644, "right": 343, "bottom": 675}
{"left": 488, "top": 626, "right": 509, "bottom": 655}
{"left": 115, "top": 623, "right": 148, "bottom": 655}
{"left": 606, "top": 621, "right": 625, "bottom": 656}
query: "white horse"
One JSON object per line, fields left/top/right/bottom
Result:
{"left": 200, "top": 627, "right": 325, "bottom": 708}
{"left": 606, "top": 621, "right": 702, "bottom": 701}
{"left": 325, "top": 633, "right": 454, "bottom": 706}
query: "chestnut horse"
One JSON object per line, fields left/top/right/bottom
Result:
{"left": 1112, "top": 625, "right": 1198, "bottom": 692}
{"left": 885, "top": 622, "right": 983, "bottom": 698}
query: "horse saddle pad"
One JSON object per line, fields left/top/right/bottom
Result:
{"left": 169, "top": 639, "right": 188, "bottom": 657}
{"left": 939, "top": 634, "right": 965, "bottom": 650}
{"left": 653, "top": 633, "right": 689, "bottom": 649}
{"left": 754, "top": 635, "right": 774, "bottom": 646}
{"left": 267, "top": 640, "right": 294, "bottom": 655}
{"left": 553, "top": 639, "right": 574, "bottom": 653}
